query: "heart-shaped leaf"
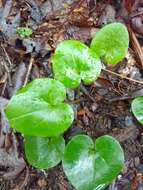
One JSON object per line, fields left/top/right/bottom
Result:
{"left": 90, "top": 22, "right": 129, "bottom": 65}
{"left": 132, "top": 97, "right": 143, "bottom": 125}
{"left": 52, "top": 40, "right": 102, "bottom": 88}
{"left": 62, "top": 135, "right": 124, "bottom": 190}
{"left": 24, "top": 136, "right": 65, "bottom": 169}
{"left": 6, "top": 78, "right": 74, "bottom": 137}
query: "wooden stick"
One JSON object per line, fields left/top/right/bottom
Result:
{"left": 102, "top": 68, "right": 143, "bottom": 85}
{"left": 23, "top": 56, "right": 34, "bottom": 87}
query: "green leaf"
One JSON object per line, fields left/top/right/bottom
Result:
{"left": 25, "top": 136, "right": 65, "bottom": 169}
{"left": 16, "top": 27, "right": 33, "bottom": 38}
{"left": 90, "top": 22, "right": 129, "bottom": 65}
{"left": 62, "top": 135, "right": 124, "bottom": 190}
{"left": 6, "top": 78, "right": 74, "bottom": 137}
{"left": 132, "top": 97, "right": 143, "bottom": 125}
{"left": 52, "top": 40, "right": 102, "bottom": 88}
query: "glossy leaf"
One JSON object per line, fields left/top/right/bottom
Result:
{"left": 90, "top": 23, "right": 129, "bottom": 65}
{"left": 6, "top": 78, "right": 74, "bottom": 137}
{"left": 25, "top": 136, "right": 65, "bottom": 169}
{"left": 63, "top": 135, "right": 124, "bottom": 190}
{"left": 52, "top": 40, "right": 102, "bottom": 88}
{"left": 132, "top": 97, "right": 143, "bottom": 125}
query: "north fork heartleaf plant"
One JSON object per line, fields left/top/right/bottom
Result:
{"left": 5, "top": 22, "right": 130, "bottom": 189}
{"left": 6, "top": 78, "right": 74, "bottom": 137}
{"left": 52, "top": 22, "right": 129, "bottom": 89}
{"left": 25, "top": 135, "right": 65, "bottom": 169}
{"left": 132, "top": 96, "right": 143, "bottom": 125}
{"left": 5, "top": 78, "right": 74, "bottom": 169}
{"left": 63, "top": 135, "right": 124, "bottom": 190}
{"left": 90, "top": 22, "right": 129, "bottom": 65}
{"left": 52, "top": 40, "right": 102, "bottom": 88}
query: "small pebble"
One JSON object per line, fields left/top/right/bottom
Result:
{"left": 91, "top": 103, "right": 98, "bottom": 112}
{"left": 125, "top": 116, "right": 134, "bottom": 127}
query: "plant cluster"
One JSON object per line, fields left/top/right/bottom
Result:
{"left": 5, "top": 22, "right": 142, "bottom": 190}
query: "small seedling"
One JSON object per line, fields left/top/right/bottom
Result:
{"left": 132, "top": 96, "right": 143, "bottom": 125}
{"left": 63, "top": 135, "right": 124, "bottom": 190}
{"left": 16, "top": 27, "right": 33, "bottom": 38}
{"left": 52, "top": 22, "right": 129, "bottom": 88}
{"left": 5, "top": 22, "right": 128, "bottom": 190}
{"left": 90, "top": 22, "right": 129, "bottom": 65}
{"left": 52, "top": 40, "right": 102, "bottom": 88}
{"left": 6, "top": 78, "right": 73, "bottom": 169}
{"left": 6, "top": 78, "right": 74, "bottom": 137}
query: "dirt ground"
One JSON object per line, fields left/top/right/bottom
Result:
{"left": 0, "top": 0, "right": 143, "bottom": 189}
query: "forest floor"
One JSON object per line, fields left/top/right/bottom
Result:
{"left": 0, "top": 0, "right": 143, "bottom": 189}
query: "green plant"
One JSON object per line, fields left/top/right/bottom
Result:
{"left": 6, "top": 78, "right": 73, "bottom": 169}
{"left": 52, "top": 22, "right": 129, "bottom": 88}
{"left": 25, "top": 136, "right": 65, "bottom": 169}
{"left": 132, "top": 96, "right": 143, "bottom": 125}
{"left": 90, "top": 23, "right": 129, "bottom": 65}
{"left": 52, "top": 40, "right": 102, "bottom": 88}
{"left": 5, "top": 22, "right": 129, "bottom": 190}
{"left": 62, "top": 135, "right": 124, "bottom": 190}
{"left": 6, "top": 78, "right": 74, "bottom": 137}
{"left": 16, "top": 27, "right": 33, "bottom": 38}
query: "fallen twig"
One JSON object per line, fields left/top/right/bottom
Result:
{"left": 18, "top": 166, "right": 29, "bottom": 190}
{"left": 105, "top": 88, "right": 143, "bottom": 102}
{"left": 102, "top": 68, "right": 143, "bottom": 85}
{"left": 23, "top": 55, "right": 34, "bottom": 87}
{"left": 80, "top": 84, "right": 96, "bottom": 102}
{"left": 127, "top": 24, "right": 143, "bottom": 69}
{"left": 1, "top": 45, "right": 12, "bottom": 67}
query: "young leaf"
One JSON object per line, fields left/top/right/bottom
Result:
{"left": 132, "top": 97, "right": 143, "bottom": 125}
{"left": 52, "top": 40, "right": 102, "bottom": 88}
{"left": 62, "top": 135, "right": 124, "bottom": 190}
{"left": 6, "top": 78, "right": 74, "bottom": 137}
{"left": 16, "top": 27, "right": 33, "bottom": 38}
{"left": 90, "top": 22, "right": 129, "bottom": 65}
{"left": 24, "top": 136, "right": 65, "bottom": 169}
